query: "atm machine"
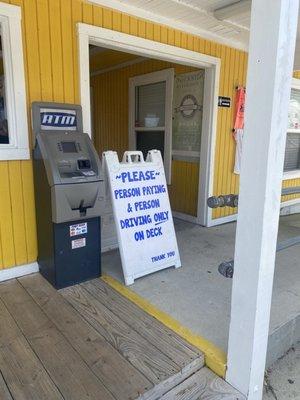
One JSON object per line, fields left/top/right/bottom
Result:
{"left": 32, "top": 102, "right": 105, "bottom": 289}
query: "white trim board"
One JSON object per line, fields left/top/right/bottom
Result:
{"left": 280, "top": 198, "right": 300, "bottom": 215}
{"left": 172, "top": 211, "right": 199, "bottom": 224}
{"left": 208, "top": 213, "right": 237, "bottom": 226}
{"left": 281, "top": 198, "right": 300, "bottom": 208}
{"left": 0, "top": 262, "right": 39, "bottom": 282}
{"left": 173, "top": 210, "right": 236, "bottom": 226}
{"left": 206, "top": 196, "right": 300, "bottom": 226}
{"left": 77, "top": 23, "right": 221, "bottom": 227}
{"left": 0, "top": 3, "right": 29, "bottom": 160}
{"left": 282, "top": 170, "right": 300, "bottom": 180}
{"left": 87, "top": 0, "right": 248, "bottom": 52}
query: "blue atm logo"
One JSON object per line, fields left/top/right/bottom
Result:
{"left": 40, "top": 112, "right": 77, "bottom": 128}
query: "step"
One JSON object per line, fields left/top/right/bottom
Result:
{"left": 159, "top": 367, "right": 246, "bottom": 400}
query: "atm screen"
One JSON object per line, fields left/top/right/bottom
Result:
{"left": 61, "top": 141, "right": 77, "bottom": 153}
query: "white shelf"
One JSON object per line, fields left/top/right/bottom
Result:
{"left": 282, "top": 169, "right": 300, "bottom": 180}
{"left": 134, "top": 126, "right": 165, "bottom": 132}
{"left": 287, "top": 128, "right": 300, "bottom": 134}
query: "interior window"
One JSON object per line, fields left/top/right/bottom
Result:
{"left": 0, "top": 32, "right": 8, "bottom": 144}
{"left": 284, "top": 88, "right": 300, "bottom": 172}
{"left": 0, "top": 4, "right": 29, "bottom": 161}
{"left": 129, "top": 69, "right": 173, "bottom": 184}
{"left": 135, "top": 81, "right": 166, "bottom": 128}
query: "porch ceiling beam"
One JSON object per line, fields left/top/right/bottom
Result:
{"left": 214, "top": 0, "right": 251, "bottom": 21}
{"left": 90, "top": 56, "right": 146, "bottom": 76}
{"left": 173, "top": 0, "right": 250, "bottom": 32}
{"left": 226, "top": 0, "right": 299, "bottom": 399}
{"left": 87, "top": 0, "right": 248, "bottom": 51}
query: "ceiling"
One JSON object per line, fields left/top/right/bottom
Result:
{"left": 89, "top": 46, "right": 140, "bottom": 74}
{"left": 89, "top": 0, "right": 300, "bottom": 69}
{"left": 89, "top": 0, "right": 251, "bottom": 50}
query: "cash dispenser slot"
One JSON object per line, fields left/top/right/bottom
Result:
{"left": 78, "top": 159, "right": 91, "bottom": 169}
{"left": 32, "top": 101, "right": 105, "bottom": 289}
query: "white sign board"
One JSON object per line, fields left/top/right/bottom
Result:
{"left": 103, "top": 150, "right": 181, "bottom": 285}
{"left": 172, "top": 70, "right": 204, "bottom": 158}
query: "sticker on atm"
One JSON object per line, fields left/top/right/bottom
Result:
{"left": 70, "top": 222, "right": 87, "bottom": 237}
{"left": 71, "top": 238, "right": 86, "bottom": 249}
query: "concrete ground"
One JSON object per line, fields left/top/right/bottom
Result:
{"left": 263, "top": 341, "right": 300, "bottom": 400}
{"left": 102, "top": 214, "right": 300, "bottom": 367}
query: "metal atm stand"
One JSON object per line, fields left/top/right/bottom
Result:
{"left": 32, "top": 102, "right": 105, "bottom": 289}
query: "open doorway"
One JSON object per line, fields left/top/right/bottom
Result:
{"left": 88, "top": 44, "right": 211, "bottom": 249}
{"left": 78, "top": 24, "right": 220, "bottom": 231}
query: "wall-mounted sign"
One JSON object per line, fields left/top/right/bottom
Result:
{"left": 103, "top": 150, "right": 181, "bottom": 285}
{"left": 32, "top": 102, "right": 83, "bottom": 140}
{"left": 40, "top": 108, "right": 77, "bottom": 130}
{"left": 218, "top": 96, "right": 231, "bottom": 108}
{"left": 172, "top": 70, "right": 204, "bottom": 158}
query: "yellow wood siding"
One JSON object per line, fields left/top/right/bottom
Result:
{"left": 169, "top": 160, "right": 199, "bottom": 215}
{"left": 0, "top": 0, "right": 298, "bottom": 269}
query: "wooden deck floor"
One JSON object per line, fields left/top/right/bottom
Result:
{"left": 0, "top": 274, "right": 244, "bottom": 400}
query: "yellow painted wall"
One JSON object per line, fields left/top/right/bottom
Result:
{"left": 91, "top": 58, "right": 199, "bottom": 215}
{"left": 0, "top": 0, "right": 298, "bottom": 269}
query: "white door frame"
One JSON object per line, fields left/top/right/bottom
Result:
{"left": 77, "top": 23, "right": 220, "bottom": 226}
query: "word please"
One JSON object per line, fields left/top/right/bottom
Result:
{"left": 118, "top": 170, "right": 156, "bottom": 183}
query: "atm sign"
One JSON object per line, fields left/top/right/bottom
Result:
{"left": 40, "top": 108, "right": 77, "bottom": 130}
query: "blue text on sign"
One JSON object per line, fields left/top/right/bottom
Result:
{"left": 118, "top": 170, "right": 156, "bottom": 183}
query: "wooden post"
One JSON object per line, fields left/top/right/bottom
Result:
{"left": 226, "top": 1, "right": 299, "bottom": 399}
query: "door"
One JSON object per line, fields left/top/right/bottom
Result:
{"left": 129, "top": 69, "right": 174, "bottom": 184}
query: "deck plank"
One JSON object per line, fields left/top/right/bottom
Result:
{"left": 160, "top": 368, "right": 246, "bottom": 400}
{"left": 0, "top": 297, "right": 63, "bottom": 400}
{"left": 62, "top": 283, "right": 205, "bottom": 400}
{"left": 0, "top": 371, "right": 13, "bottom": 400}
{"left": 83, "top": 278, "right": 203, "bottom": 367}
{"left": 0, "top": 279, "right": 115, "bottom": 400}
{"left": 19, "top": 273, "right": 153, "bottom": 400}
{"left": 62, "top": 284, "right": 180, "bottom": 384}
